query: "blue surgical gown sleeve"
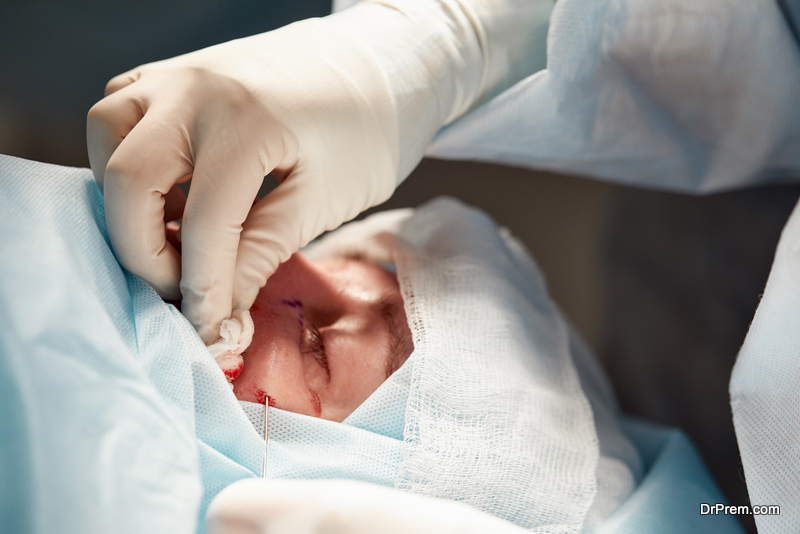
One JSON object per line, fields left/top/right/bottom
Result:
{"left": 428, "top": 0, "right": 800, "bottom": 193}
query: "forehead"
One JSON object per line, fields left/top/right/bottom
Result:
{"left": 316, "top": 256, "right": 400, "bottom": 302}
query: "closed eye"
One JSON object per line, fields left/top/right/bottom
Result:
{"left": 302, "top": 323, "right": 329, "bottom": 377}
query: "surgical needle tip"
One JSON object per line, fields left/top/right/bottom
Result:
{"left": 262, "top": 396, "right": 269, "bottom": 479}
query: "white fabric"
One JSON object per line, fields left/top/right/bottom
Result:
{"left": 730, "top": 196, "right": 800, "bottom": 534}
{"left": 427, "top": 0, "right": 800, "bottom": 194}
{"left": 567, "top": 327, "right": 642, "bottom": 531}
{"left": 393, "top": 198, "right": 637, "bottom": 531}
{"left": 500, "top": 226, "right": 643, "bottom": 526}
{"left": 207, "top": 310, "right": 253, "bottom": 384}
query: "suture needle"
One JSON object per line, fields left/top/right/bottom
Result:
{"left": 262, "top": 396, "right": 269, "bottom": 479}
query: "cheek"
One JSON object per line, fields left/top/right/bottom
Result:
{"left": 321, "top": 333, "right": 389, "bottom": 419}
{"left": 308, "top": 390, "right": 322, "bottom": 418}
{"left": 302, "top": 354, "right": 329, "bottom": 394}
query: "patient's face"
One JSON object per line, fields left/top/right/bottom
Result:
{"left": 232, "top": 253, "right": 413, "bottom": 422}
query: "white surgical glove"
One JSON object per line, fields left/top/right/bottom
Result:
{"left": 206, "top": 478, "right": 530, "bottom": 534}
{"left": 87, "top": 0, "right": 546, "bottom": 344}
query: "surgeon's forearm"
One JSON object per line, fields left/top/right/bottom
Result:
{"left": 331, "top": 0, "right": 553, "bottom": 179}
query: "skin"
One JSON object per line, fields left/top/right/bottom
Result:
{"left": 232, "top": 252, "right": 413, "bottom": 422}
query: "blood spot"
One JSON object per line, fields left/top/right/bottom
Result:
{"left": 223, "top": 361, "right": 244, "bottom": 380}
{"left": 308, "top": 389, "right": 322, "bottom": 417}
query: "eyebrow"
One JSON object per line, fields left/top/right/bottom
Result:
{"left": 379, "top": 298, "right": 409, "bottom": 380}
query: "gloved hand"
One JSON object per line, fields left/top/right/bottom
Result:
{"left": 206, "top": 478, "right": 530, "bottom": 534}
{"left": 87, "top": 0, "right": 545, "bottom": 344}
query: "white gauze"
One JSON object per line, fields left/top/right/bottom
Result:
{"left": 207, "top": 309, "right": 254, "bottom": 386}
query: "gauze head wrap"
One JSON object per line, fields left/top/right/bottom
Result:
{"left": 248, "top": 196, "right": 640, "bottom": 532}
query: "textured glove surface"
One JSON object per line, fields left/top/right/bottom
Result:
{"left": 206, "top": 478, "right": 530, "bottom": 534}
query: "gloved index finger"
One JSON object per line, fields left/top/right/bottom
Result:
{"left": 87, "top": 84, "right": 145, "bottom": 191}
{"left": 102, "top": 108, "right": 194, "bottom": 301}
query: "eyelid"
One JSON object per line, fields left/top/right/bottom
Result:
{"left": 303, "top": 323, "right": 329, "bottom": 377}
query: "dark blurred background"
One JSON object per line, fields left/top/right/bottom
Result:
{"left": 4, "top": 2, "right": 799, "bottom": 532}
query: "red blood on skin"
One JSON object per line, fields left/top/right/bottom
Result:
{"left": 233, "top": 382, "right": 278, "bottom": 407}
{"left": 223, "top": 360, "right": 244, "bottom": 380}
{"left": 308, "top": 389, "right": 322, "bottom": 417}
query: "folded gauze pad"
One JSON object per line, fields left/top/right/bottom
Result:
{"left": 207, "top": 309, "right": 253, "bottom": 387}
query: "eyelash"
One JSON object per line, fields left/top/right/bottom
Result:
{"left": 303, "top": 323, "right": 329, "bottom": 376}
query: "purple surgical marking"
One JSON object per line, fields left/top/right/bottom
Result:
{"left": 281, "top": 299, "right": 305, "bottom": 327}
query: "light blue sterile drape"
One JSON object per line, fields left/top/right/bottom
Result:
{"left": 428, "top": 0, "right": 800, "bottom": 193}
{"left": 599, "top": 419, "right": 744, "bottom": 534}
{"left": 0, "top": 155, "right": 263, "bottom": 534}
